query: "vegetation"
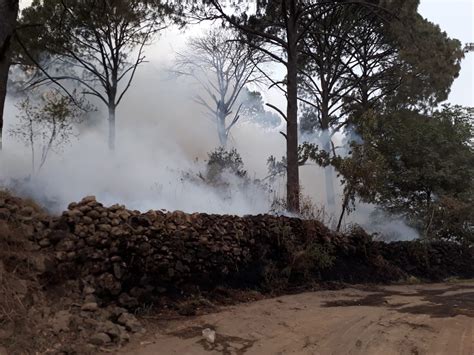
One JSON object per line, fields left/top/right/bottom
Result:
{"left": 0, "top": 1, "right": 471, "bottom": 243}
{"left": 0, "top": 0, "right": 19, "bottom": 150}
{"left": 10, "top": 90, "right": 84, "bottom": 173}
{"left": 176, "top": 29, "right": 264, "bottom": 147}
{"left": 337, "top": 105, "right": 473, "bottom": 242}
{"left": 15, "top": 0, "right": 175, "bottom": 150}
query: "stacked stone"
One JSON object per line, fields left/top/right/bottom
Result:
{"left": 0, "top": 193, "right": 50, "bottom": 241}
{"left": 37, "top": 196, "right": 473, "bottom": 309}
{"left": 379, "top": 240, "right": 474, "bottom": 281}
{"left": 40, "top": 196, "right": 330, "bottom": 307}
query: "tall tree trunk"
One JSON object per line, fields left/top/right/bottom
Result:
{"left": 108, "top": 104, "right": 116, "bottom": 151}
{"left": 286, "top": 27, "right": 300, "bottom": 213}
{"left": 0, "top": 52, "right": 10, "bottom": 150}
{"left": 324, "top": 164, "right": 336, "bottom": 210}
{"left": 217, "top": 110, "right": 227, "bottom": 147}
{"left": 0, "top": 0, "right": 19, "bottom": 151}
{"left": 321, "top": 130, "right": 336, "bottom": 211}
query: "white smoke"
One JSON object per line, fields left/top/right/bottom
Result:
{"left": 0, "top": 66, "right": 279, "bottom": 215}
{"left": 0, "top": 26, "right": 418, "bottom": 240}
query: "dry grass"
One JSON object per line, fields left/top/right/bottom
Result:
{"left": 0, "top": 191, "right": 47, "bottom": 353}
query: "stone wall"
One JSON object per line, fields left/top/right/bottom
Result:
{"left": 36, "top": 197, "right": 473, "bottom": 308}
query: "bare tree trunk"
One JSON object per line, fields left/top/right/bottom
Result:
{"left": 286, "top": 31, "right": 300, "bottom": 213}
{"left": 0, "top": 0, "right": 19, "bottom": 151}
{"left": 336, "top": 189, "right": 351, "bottom": 232}
{"left": 108, "top": 104, "right": 116, "bottom": 151}
{"left": 321, "top": 130, "right": 336, "bottom": 211}
{"left": 38, "top": 116, "right": 56, "bottom": 172}
{"left": 325, "top": 165, "right": 336, "bottom": 209}
{"left": 217, "top": 111, "right": 227, "bottom": 147}
{"left": 28, "top": 116, "right": 35, "bottom": 174}
{"left": 0, "top": 54, "right": 9, "bottom": 150}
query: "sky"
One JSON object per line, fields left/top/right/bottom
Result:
{"left": 418, "top": 0, "right": 474, "bottom": 106}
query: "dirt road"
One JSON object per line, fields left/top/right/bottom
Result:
{"left": 120, "top": 282, "right": 473, "bottom": 355}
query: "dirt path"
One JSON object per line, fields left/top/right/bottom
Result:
{"left": 120, "top": 282, "right": 474, "bottom": 355}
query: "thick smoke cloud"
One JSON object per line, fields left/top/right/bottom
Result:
{"left": 0, "top": 27, "right": 418, "bottom": 240}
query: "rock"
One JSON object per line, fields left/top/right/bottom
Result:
{"left": 22, "top": 223, "right": 35, "bottom": 238}
{"left": 83, "top": 216, "right": 93, "bottom": 225}
{"left": 84, "top": 294, "right": 97, "bottom": 304}
{"left": 98, "top": 224, "right": 112, "bottom": 232}
{"left": 83, "top": 286, "right": 96, "bottom": 295}
{"left": 117, "top": 313, "right": 143, "bottom": 333}
{"left": 118, "top": 293, "right": 139, "bottom": 309}
{"left": 110, "top": 227, "right": 123, "bottom": 237}
{"left": 38, "top": 238, "right": 51, "bottom": 248}
{"left": 109, "top": 306, "right": 128, "bottom": 319}
{"left": 100, "top": 321, "right": 130, "bottom": 344}
{"left": 55, "top": 251, "right": 68, "bottom": 261}
{"left": 81, "top": 196, "right": 97, "bottom": 204}
{"left": 87, "top": 210, "right": 101, "bottom": 219}
{"left": 129, "top": 287, "right": 147, "bottom": 298}
{"left": 20, "top": 206, "right": 35, "bottom": 216}
{"left": 202, "top": 328, "right": 216, "bottom": 344}
{"left": 31, "top": 255, "right": 54, "bottom": 274}
{"left": 98, "top": 273, "right": 122, "bottom": 295}
{"left": 89, "top": 332, "right": 112, "bottom": 346}
{"left": 81, "top": 302, "right": 99, "bottom": 312}
{"left": 51, "top": 310, "right": 72, "bottom": 334}
{"left": 48, "top": 230, "right": 70, "bottom": 244}
{"left": 113, "top": 263, "right": 124, "bottom": 280}
{"left": 55, "top": 238, "right": 76, "bottom": 252}
{"left": 110, "top": 218, "right": 120, "bottom": 226}
{"left": 0, "top": 208, "right": 10, "bottom": 220}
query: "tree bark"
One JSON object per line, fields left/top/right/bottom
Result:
{"left": 321, "top": 130, "right": 336, "bottom": 211}
{"left": 217, "top": 109, "right": 228, "bottom": 147}
{"left": 336, "top": 189, "right": 350, "bottom": 232}
{"left": 108, "top": 104, "right": 116, "bottom": 151}
{"left": 285, "top": 20, "right": 300, "bottom": 213}
{"left": 0, "top": 0, "right": 19, "bottom": 151}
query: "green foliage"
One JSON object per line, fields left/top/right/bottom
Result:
{"left": 206, "top": 147, "right": 248, "bottom": 184}
{"left": 240, "top": 88, "right": 281, "bottom": 129}
{"left": 387, "top": 10, "right": 464, "bottom": 107}
{"left": 263, "top": 234, "right": 335, "bottom": 292}
{"left": 265, "top": 155, "right": 286, "bottom": 182}
{"left": 15, "top": 0, "right": 175, "bottom": 105}
{"left": 338, "top": 105, "right": 474, "bottom": 243}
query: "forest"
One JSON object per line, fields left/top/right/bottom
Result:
{"left": 0, "top": 0, "right": 472, "bottom": 244}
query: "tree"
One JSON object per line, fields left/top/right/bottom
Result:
{"left": 298, "top": 3, "right": 367, "bottom": 210}
{"left": 239, "top": 88, "right": 281, "bottom": 129}
{"left": 197, "top": 0, "right": 433, "bottom": 213}
{"left": 0, "top": 0, "right": 19, "bottom": 150}
{"left": 336, "top": 105, "right": 474, "bottom": 241}
{"left": 18, "top": 0, "right": 173, "bottom": 150}
{"left": 197, "top": 0, "right": 349, "bottom": 212}
{"left": 176, "top": 29, "right": 263, "bottom": 147}
{"left": 298, "top": 1, "right": 463, "bottom": 211}
{"left": 10, "top": 89, "right": 83, "bottom": 173}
